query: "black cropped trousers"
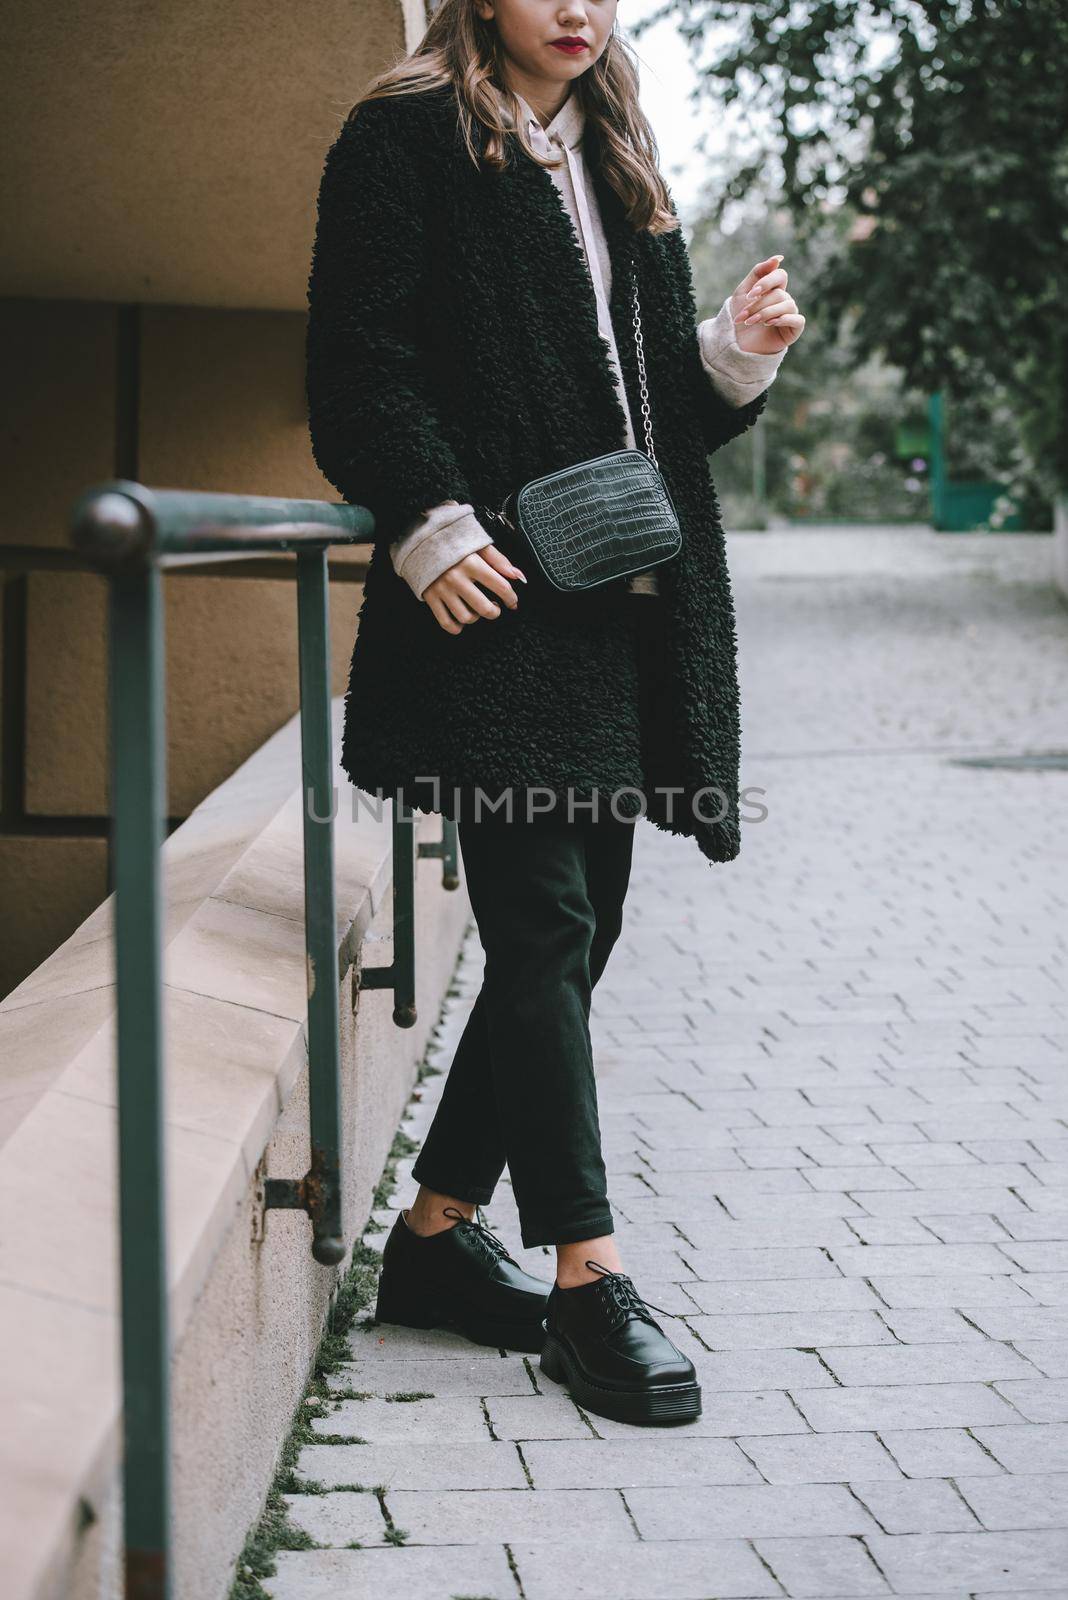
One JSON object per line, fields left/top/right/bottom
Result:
{"left": 410, "top": 591, "right": 671, "bottom": 1248}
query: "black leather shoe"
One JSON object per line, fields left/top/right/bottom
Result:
{"left": 540, "top": 1260, "right": 702, "bottom": 1425}
{"left": 374, "top": 1206, "right": 551, "bottom": 1353}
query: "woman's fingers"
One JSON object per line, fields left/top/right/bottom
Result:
{"left": 448, "top": 573, "right": 503, "bottom": 620}
{"left": 424, "top": 576, "right": 481, "bottom": 630}
{"left": 738, "top": 253, "right": 784, "bottom": 295}
{"left": 463, "top": 551, "right": 521, "bottom": 610}
{"left": 731, "top": 257, "right": 788, "bottom": 323}
{"left": 424, "top": 546, "right": 526, "bottom": 633}
{"left": 740, "top": 292, "right": 796, "bottom": 325}
{"left": 426, "top": 593, "right": 464, "bottom": 634}
{"left": 739, "top": 267, "right": 788, "bottom": 313}
{"left": 479, "top": 543, "right": 527, "bottom": 585}
{"left": 731, "top": 255, "right": 806, "bottom": 351}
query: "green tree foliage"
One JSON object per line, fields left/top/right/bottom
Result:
{"left": 638, "top": 0, "right": 1068, "bottom": 499}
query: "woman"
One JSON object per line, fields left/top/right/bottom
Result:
{"left": 305, "top": 0, "right": 805, "bottom": 1426}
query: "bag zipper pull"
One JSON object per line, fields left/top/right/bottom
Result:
{"left": 480, "top": 493, "right": 516, "bottom": 534}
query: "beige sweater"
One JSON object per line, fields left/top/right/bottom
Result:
{"left": 392, "top": 87, "right": 786, "bottom": 602}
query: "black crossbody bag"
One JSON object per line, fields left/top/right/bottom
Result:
{"left": 476, "top": 266, "right": 682, "bottom": 593}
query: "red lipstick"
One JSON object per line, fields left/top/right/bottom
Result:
{"left": 550, "top": 38, "right": 589, "bottom": 54}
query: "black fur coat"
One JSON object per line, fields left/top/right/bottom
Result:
{"left": 305, "top": 84, "right": 769, "bottom": 862}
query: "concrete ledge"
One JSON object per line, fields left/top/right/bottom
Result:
{"left": 0, "top": 701, "right": 471, "bottom": 1600}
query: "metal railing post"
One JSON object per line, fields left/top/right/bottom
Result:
{"left": 358, "top": 798, "right": 418, "bottom": 1026}
{"left": 418, "top": 816, "right": 460, "bottom": 890}
{"left": 391, "top": 798, "right": 417, "bottom": 1026}
{"left": 262, "top": 549, "right": 345, "bottom": 1264}
{"left": 110, "top": 562, "right": 171, "bottom": 1600}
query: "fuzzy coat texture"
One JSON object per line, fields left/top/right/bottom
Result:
{"left": 305, "top": 83, "right": 770, "bottom": 863}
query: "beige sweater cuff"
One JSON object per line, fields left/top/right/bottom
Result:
{"left": 390, "top": 501, "right": 496, "bottom": 601}
{"left": 698, "top": 294, "right": 787, "bottom": 407}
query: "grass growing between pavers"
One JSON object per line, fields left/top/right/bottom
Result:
{"left": 329, "top": 1387, "right": 436, "bottom": 1402}
{"left": 227, "top": 1237, "right": 381, "bottom": 1599}
{"left": 366, "top": 1127, "right": 421, "bottom": 1229}
{"left": 228, "top": 1122, "right": 422, "bottom": 1599}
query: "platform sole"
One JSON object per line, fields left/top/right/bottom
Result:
{"left": 540, "top": 1330, "right": 702, "bottom": 1425}
{"left": 374, "top": 1284, "right": 547, "bottom": 1354}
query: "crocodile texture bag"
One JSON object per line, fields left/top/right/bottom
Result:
{"left": 478, "top": 267, "right": 682, "bottom": 593}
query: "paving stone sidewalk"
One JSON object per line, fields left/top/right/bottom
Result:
{"left": 266, "top": 528, "right": 1068, "bottom": 1600}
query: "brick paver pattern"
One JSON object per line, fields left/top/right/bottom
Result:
{"left": 267, "top": 528, "right": 1068, "bottom": 1599}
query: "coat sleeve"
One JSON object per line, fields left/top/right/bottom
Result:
{"left": 658, "top": 222, "right": 771, "bottom": 455}
{"left": 304, "top": 100, "right": 474, "bottom": 545}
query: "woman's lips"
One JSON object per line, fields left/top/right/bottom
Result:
{"left": 550, "top": 40, "right": 588, "bottom": 54}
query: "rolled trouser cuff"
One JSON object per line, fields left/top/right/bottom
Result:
{"left": 519, "top": 1205, "right": 615, "bottom": 1251}
{"left": 409, "top": 1153, "right": 497, "bottom": 1209}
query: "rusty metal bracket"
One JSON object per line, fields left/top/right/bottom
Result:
{"left": 263, "top": 1144, "right": 345, "bottom": 1266}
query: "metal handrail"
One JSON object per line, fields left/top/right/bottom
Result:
{"left": 69, "top": 479, "right": 458, "bottom": 1600}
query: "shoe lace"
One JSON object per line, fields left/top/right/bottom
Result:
{"left": 443, "top": 1205, "right": 515, "bottom": 1267}
{"left": 584, "top": 1259, "right": 671, "bottom": 1329}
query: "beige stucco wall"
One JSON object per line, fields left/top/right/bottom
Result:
{"left": 0, "top": 0, "right": 430, "bottom": 996}
{"left": 0, "top": 0, "right": 422, "bottom": 312}
{"left": 0, "top": 300, "right": 363, "bottom": 993}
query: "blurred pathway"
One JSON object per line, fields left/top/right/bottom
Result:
{"left": 265, "top": 526, "right": 1068, "bottom": 1600}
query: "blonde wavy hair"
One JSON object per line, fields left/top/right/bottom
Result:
{"left": 347, "top": 0, "right": 680, "bottom": 236}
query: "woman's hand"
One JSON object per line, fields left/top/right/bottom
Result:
{"left": 424, "top": 545, "right": 527, "bottom": 635}
{"left": 730, "top": 255, "right": 806, "bottom": 354}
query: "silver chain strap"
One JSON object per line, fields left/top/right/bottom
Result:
{"left": 481, "top": 262, "right": 659, "bottom": 537}
{"left": 629, "top": 267, "right": 658, "bottom": 470}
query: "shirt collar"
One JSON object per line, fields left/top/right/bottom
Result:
{"left": 498, "top": 85, "right": 586, "bottom": 153}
